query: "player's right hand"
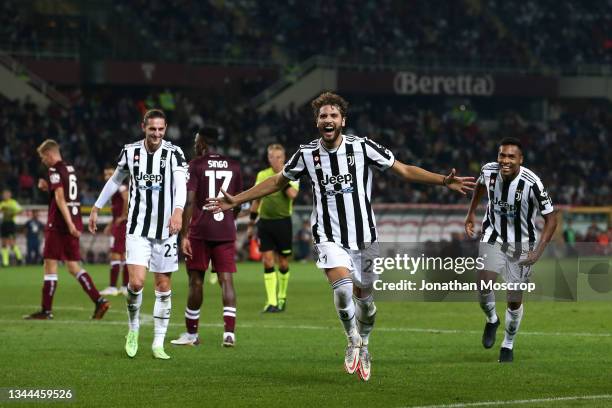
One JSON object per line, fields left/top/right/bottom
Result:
{"left": 88, "top": 208, "right": 98, "bottom": 234}
{"left": 204, "top": 189, "right": 236, "bottom": 213}
{"left": 464, "top": 213, "right": 476, "bottom": 238}
{"left": 181, "top": 237, "right": 192, "bottom": 259}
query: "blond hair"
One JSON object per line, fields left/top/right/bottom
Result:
{"left": 267, "top": 143, "right": 285, "bottom": 153}
{"left": 37, "top": 139, "right": 60, "bottom": 154}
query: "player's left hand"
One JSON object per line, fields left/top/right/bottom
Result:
{"left": 168, "top": 209, "right": 182, "bottom": 235}
{"left": 444, "top": 168, "right": 476, "bottom": 195}
{"left": 518, "top": 250, "right": 542, "bottom": 266}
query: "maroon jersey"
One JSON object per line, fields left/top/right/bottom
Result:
{"left": 111, "top": 185, "right": 128, "bottom": 221}
{"left": 46, "top": 160, "right": 83, "bottom": 233}
{"left": 187, "top": 152, "right": 242, "bottom": 241}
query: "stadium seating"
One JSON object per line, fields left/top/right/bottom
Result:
{"left": 3, "top": 1, "right": 611, "bottom": 68}
{"left": 1, "top": 90, "right": 610, "bottom": 210}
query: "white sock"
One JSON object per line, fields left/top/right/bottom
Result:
{"left": 354, "top": 294, "right": 376, "bottom": 346}
{"left": 501, "top": 305, "right": 524, "bottom": 349}
{"left": 153, "top": 290, "right": 172, "bottom": 348}
{"left": 332, "top": 278, "right": 358, "bottom": 343}
{"left": 479, "top": 291, "right": 498, "bottom": 323}
{"left": 126, "top": 284, "right": 143, "bottom": 331}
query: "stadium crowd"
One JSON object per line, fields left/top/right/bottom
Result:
{"left": 2, "top": 0, "right": 611, "bottom": 69}
{"left": 1, "top": 89, "right": 610, "bottom": 208}
{"left": 490, "top": 0, "right": 612, "bottom": 68}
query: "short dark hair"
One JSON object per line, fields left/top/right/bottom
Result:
{"left": 311, "top": 92, "right": 348, "bottom": 121}
{"left": 198, "top": 126, "right": 219, "bottom": 140}
{"left": 499, "top": 137, "right": 522, "bottom": 153}
{"left": 143, "top": 109, "right": 166, "bottom": 124}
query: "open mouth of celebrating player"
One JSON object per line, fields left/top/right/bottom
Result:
{"left": 322, "top": 125, "right": 335, "bottom": 137}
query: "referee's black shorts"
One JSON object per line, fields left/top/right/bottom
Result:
{"left": 257, "top": 217, "right": 293, "bottom": 257}
{"left": 1, "top": 221, "right": 16, "bottom": 238}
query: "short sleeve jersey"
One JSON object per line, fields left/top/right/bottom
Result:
{"left": 111, "top": 185, "right": 128, "bottom": 220}
{"left": 255, "top": 167, "right": 299, "bottom": 220}
{"left": 47, "top": 161, "right": 83, "bottom": 233}
{"left": 187, "top": 152, "right": 242, "bottom": 241}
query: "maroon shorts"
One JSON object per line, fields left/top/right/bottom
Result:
{"left": 111, "top": 222, "right": 127, "bottom": 254}
{"left": 185, "top": 239, "right": 236, "bottom": 273}
{"left": 43, "top": 229, "right": 81, "bottom": 261}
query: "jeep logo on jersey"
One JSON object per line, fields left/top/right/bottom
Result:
{"left": 320, "top": 173, "right": 353, "bottom": 187}
{"left": 493, "top": 198, "right": 516, "bottom": 212}
{"left": 136, "top": 173, "right": 163, "bottom": 183}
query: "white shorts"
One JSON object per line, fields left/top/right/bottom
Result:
{"left": 126, "top": 234, "right": 179, "bottom": 273}
{"left": 479, "top": 242, "right": 532, "bottom": 284}
{"left": 314, "top": 241, "right": 379, "bottom": 289}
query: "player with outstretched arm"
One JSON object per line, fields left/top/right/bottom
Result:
{"left": 206, "top": 92, "right": 475, "bottom": 381}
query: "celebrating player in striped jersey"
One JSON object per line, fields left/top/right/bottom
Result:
{"left": 89, "top": 109, "right": 188, "bottom": 360}
{"left": 465, "top": 137, "right": 557, "bottom": 363}
{"left": 206, "top": 92, "right": 475, "bottom": 381}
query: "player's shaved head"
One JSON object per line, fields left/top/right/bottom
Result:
{"left": 311, "top": 92, "right": 348, "bottom": 120}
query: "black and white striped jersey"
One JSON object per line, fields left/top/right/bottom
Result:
{"left": 478, "top": 162, "right": 554, "bottom": 245}
{"left": 283, "top": 135, "right": 395, "bottom": 250}
{"left": 115, "top": 140, "right": 188, "bottom": 239}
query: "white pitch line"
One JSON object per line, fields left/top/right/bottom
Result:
{"left": 404, "top": 394, "right": 612, "bottom": 408}
{"left": 2, "top": 305, "right": 612, "bottom": 338}
{"left": 2, "top": 317, "right": 612, "bottom": 338}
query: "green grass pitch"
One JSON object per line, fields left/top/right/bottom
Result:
{"left": 1, "top": 262, "right": 611, "bottom": 407}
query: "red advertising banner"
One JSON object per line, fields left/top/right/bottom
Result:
{"left": 19, "top": 59, "right": 278, "bottom": 89}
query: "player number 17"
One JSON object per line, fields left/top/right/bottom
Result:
{"left": 204, "top": 170, "right": 233, "bottom": 198}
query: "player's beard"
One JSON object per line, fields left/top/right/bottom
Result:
{"left": 320, "top": 126, "right": 342, "bottom": 148}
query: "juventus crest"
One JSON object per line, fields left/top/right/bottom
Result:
{"left": 347, "top": 154, "right": 355, "bottom": 166}
{"left": 515, "top": 189, "right": 523, "bottom": 201}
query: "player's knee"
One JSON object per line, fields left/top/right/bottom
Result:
{"left": 278, "top": 257, "right": 290, "bottom": 270}
{"left": 188, "top": 270, "right": 204, "bottom": 287}
{"left": 129, "top": 281, "right": 144, "bottom": 292}
{"left": 155, "top": 281, "right": 171, "bottom": 292}
{"left": 218, "top": 272, "right": 233, "bottom": 285}
{"left": 507, "top": 300, "right": 522, "bottom": 310}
